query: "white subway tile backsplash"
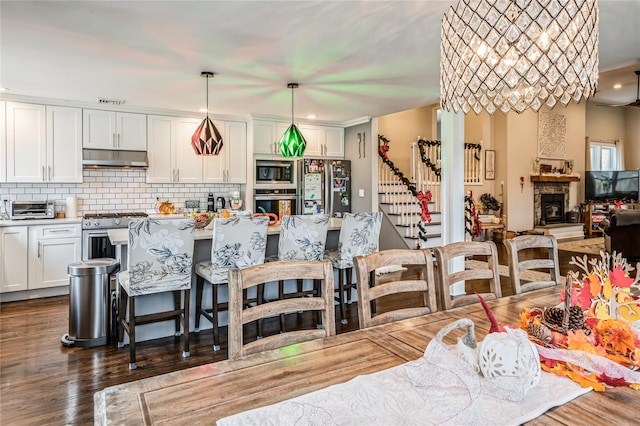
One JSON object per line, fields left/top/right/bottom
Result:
{"left": 0, "top": 169, "right": 243, "bottom": 215}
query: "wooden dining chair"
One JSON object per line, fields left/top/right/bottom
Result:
{"left": 503, "top": 234, "right": 562, "bottom": 295}
{"left": 433, "top": 241, "right": 502, "bottom": 310}
{"left": 227, "top": 259, "right": 336, "bottom": 360}
{"left": 354, "top": 249, "right": 437, "bottom": 328}
{"left": 117, "top": 218, "right": 195, "bottom": 369}
{"left": 194, "top": 215, "right": 269, "bottom": 351}
{"left": 325, "top": 212, "right": 383, "bottom": 324}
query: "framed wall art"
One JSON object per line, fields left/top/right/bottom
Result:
{"left": 485, "top": 150, "right": 495, "bottom": 180}
{"left": 538, "top": 112, "right": 567, "bottom": 159}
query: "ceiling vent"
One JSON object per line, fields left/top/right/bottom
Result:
{"left": 97, "top": 97, "right": 126, "bottom": 105}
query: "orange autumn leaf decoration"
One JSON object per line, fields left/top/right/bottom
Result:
{"left": 594, "top": 319, "right": 637, "bottom": 356}
{"left": 516, "top": 252, "right": 640, "bottom": 391}
{"left": 566, "top": 330, "right": 606, "bottom": 356}
{"left": 588, "top": 273, "right": 601, "bottom": 298}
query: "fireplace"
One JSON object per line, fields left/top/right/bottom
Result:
{"left": 532, "top": 181, "right": 571, "bottom": 226}
{"left": 540, "top": 194, "right": 565, "bottom": 225}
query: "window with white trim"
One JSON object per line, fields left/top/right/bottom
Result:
{"left": 590, "top": 141, "right": 617, "bottom": 171}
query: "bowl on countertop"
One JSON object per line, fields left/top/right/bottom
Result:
{"left": 190, "top": 211, "right": 214, "bottom": 229}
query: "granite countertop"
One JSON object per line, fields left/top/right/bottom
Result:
{"left": 0, "top": 217, "right": 83, "bottom": 227}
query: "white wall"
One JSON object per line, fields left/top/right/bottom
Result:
{"left": 344, "top": 121, "right": 376, "bottom": 213}
{"left": 625, "top": 108, "right": 640, "bottom": 170}
{"left": 378, "top": 105, "right": 435, "bottom": 173}
{"left": 501, "top": 103, "right": 586, "bottom": 232}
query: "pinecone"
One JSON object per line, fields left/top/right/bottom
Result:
{"left": 542, "top": 306, "right": 591, "bottom": 335}
{"left": 542, "top": 307, "right": 566, "bottom": 333}
{"left": 568, "top": 305, "right": 591, "bottom": 335}
{"left": 528, "top": 323, "right": 552, "bottom": 343}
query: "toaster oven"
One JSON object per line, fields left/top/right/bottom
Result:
{"left": 9, "top": 200, "right": 55, "bottom": 220}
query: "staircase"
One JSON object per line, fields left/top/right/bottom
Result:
{"left": 377, "top": 137, "right": 483, "bottom": 249}
{"left": 378, "top": 181, "right": 442, "bottom": 249}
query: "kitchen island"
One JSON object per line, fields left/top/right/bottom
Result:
{"left": 107, "top": 217, "right": 343, "bottom": 342}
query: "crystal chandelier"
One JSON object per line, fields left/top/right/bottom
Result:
{"left": 278, "top": 83, "right": 307, "bottom": 158}
{"left": 192, "top": 71, "right": 223, "bottom": 155}
{"left": 440, "top": 0, "right": 599, "bottom": 114}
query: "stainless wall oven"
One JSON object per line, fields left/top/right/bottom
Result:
{"left": 253, "top": 188, "right": 298, "bottom": 219}
{"left": 254, "top": 159, "right": 296, "bottom": 189}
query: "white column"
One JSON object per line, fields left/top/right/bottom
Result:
{"left": 440, "top": 109, "right": 466, "bottom": 296}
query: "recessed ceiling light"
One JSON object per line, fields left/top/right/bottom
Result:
{"left": 613, "top": 83, "right": 622, "bottom": 89}
{"left": 0, "top": 87, "right": 9, "bottom": 91}
{"left": 199, "top": 108, "right": 208, "bottom": 113}
{"left": 306, "top": 114, "right": 316, "bottom": 119}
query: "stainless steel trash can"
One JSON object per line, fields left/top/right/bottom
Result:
{"left": 61, "top": 258, "right": 119, "bottom": 347}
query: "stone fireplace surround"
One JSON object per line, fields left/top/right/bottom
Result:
{"left": 533, "top": 182, "right": 571, "bottom": 226}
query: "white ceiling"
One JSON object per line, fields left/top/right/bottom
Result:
{"left": 1, "top": 1, "right": 639, "bottom": 123}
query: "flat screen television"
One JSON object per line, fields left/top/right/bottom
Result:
{"left": 585, "top": 170, "right": 639, "bottom": 202}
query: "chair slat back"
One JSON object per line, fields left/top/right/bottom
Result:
{"left": 433, "top": 241, "right": 502, "bottom": 310}
{"left": 127, "top": 218, "right": 195, "bottom": 291}
{"left": 228, "top": 259, "right": 336, "bottom": 360}
{"left": 278, "top": 215, "right": 329, "bottom": 261}
{"left": 355, "top": 249, "right": 438, "bottom": 328}
{"left": 208, "top": 215, "right": 269, "bottom": 283}
{"left": 504, "top": 234, "right": 561, "bottom": 294}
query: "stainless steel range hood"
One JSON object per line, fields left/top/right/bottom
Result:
{"left": 82, "top": 149, "right": 148, "bottom": 168}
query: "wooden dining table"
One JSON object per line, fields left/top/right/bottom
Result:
{"left": 94, "top": 286, "right": 640, "bottom": 425}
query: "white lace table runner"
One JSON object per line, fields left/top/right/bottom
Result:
{"left": 217, "top": 360, "right": 590, "bottom": 426}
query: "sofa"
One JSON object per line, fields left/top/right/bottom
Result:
{"left": 601, "top": 209, "right": 640, "bottom": 261}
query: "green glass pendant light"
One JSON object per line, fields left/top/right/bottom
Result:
{"left": 278, "top": 83, "right": 306, "bottom": 158}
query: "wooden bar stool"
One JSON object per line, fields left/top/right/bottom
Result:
{"left": 275, "top": 214, "right": 329, "bottom": 331}
{"left": 194, "top": 215, "right": 269, "bottom": 351}
{"left": 325, "top": 212, "right": 382, "bottom": 324}
{"left": 117, "top": 218, "right": 195, "bottom": 369}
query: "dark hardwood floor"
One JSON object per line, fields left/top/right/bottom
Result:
{"left": 0, "top": 245, "right": 604, "bottom": 425}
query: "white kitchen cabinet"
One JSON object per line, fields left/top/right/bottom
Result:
{"left": 28, "top": 223, "right": 81, "bottom": 290}
{"left": 5, "top": 102, "right": 83, "bottom": 183}
{"left": 323, "top": 126, "right": 345, "bottom": 157}
{"left": 300, "top": 124, "right": 344, "bottom": 158}
{"left": 47, "top": 106, "right": 83, "bottom": 182}
{"left": 175, "top": 117, "right": 204, "bottom": 183}
{"left": 146, "top": 115, "right": 176, "bottom": 184}
{"left": 299, "top": 124, "right": 322, "bottom": 157}
{"left": 204, "top": 121, "right": 247, "bottom": 184}
{"left": 83, "top": 109, "right": 147, "bottom": 151}
{"left": 252, "top": 119, "right": 344, "bottom": 159}
{"left": 253, "top": 120, "right": 278, "bottom": 155}
{"left": 147, "top": 115, "right": 203, "bottom": 184}
{"left": 0, "top": 226, "right": 29, "bottom": 293}
{"left": 0, "top": 101, "right": 5, "bottom": 182}
{"left": 5, "top": 102, "right": 46, "bottom": 182}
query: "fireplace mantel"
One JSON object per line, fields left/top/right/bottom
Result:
{"left": 530, "top": 174, "right": 580, "bottom": 183}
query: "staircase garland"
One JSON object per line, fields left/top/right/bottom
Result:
{"left": 464, "top": 191, "right": 483, "bottom": 239}
{"left": 378, "top": 135, "right": 432, "bottom": 244}
{"left": 416, "top": 139, "right": 483, "bottom": 177}
{"left": 465, "top": 142, "right": 482, "bottom": 161}
{"left": 417, "top": 139, "right": 442, "bottom": 176}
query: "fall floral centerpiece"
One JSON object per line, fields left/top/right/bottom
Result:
{"left": 517, "top": 251, "right": 640, "bottom": 391}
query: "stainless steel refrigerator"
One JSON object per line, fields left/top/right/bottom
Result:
{"left": 298, "top": 159, "right": 351, "bottom": 217}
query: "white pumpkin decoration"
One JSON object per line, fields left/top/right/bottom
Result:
{"left": 479, "top": 328, "right": 541, "bottom": 393}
